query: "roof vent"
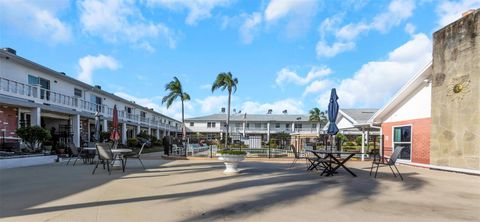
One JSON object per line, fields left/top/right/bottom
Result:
{"left": 94, "top": 85, "right": 101, "bottom": 90}
{"left": 221, "top": 107, "right": 226, "bottom": 113}
{"left": 282, "top": 110, "right": 288, "bottom": 114}
{"left": 267, "top": 109, "right": 272, "bottom": 114}
{"left": 60, "top": 72, "right": 66, "bottom": 75}
{"left": 2, "top": 48, "right": 16, "bottom": 55}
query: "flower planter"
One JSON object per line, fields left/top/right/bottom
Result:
{"left": 217, "top": 154, "right": 245, "bottom": 174}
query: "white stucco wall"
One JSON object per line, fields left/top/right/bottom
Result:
{"left": 384, "top": 83, "right": 431, "bottom": 122}
{"left": 337, "top": 116, "right": 354, "bottom": 129}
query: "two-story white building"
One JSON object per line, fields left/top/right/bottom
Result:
{"left": 0, "top": 48, "right": 181, "bottom": 148}
{"left": 185, "top": 111, "right": 322, "bottom": 142}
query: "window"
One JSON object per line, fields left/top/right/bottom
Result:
{"left": 295, "top": 124, "right": 302, "bottom": 128}
{"left": 140, "top": 111, "right": 146, "bottom": 118}
{"left": 235, "top": 123, "right": 241, "bottom": 127}
{"left": 255, "top": 123, "right": 261, "bottom": 128}
{"left": 74, "top": 88, "right": 82, "bottom": 97}
{"left": 286, "top": 123, "right": 290, "bottom": 128}
{"left": 207, "top": 122, "right": 216, "bottom": 128}
{"left": 246, "top": 123, "right": 250, "bottom": 128}
{"left": 393, "top": 125, "right": 412, "bottom": 160}
{"left": 190, "top": 122, "right": 194, "bottom": 127}
{"left": 312, "top": 123, "right": 317, "bottom": 128}
{"left": 275, "top": 123, "right": 280, "bottom": 128}
{"left": 28, "top": 75, "right": 39, "bottom": 85}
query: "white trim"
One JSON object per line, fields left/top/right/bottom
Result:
{"left": 338, "top": 109, "right": 357, "bottom": 124}
{"left": 391, "top": 124, "right": 412, "bottom": 162}
{"left": 370, "top": 62, "right": 432, "bottom": 124}
{"left": 400, "top": 162, "right": 480, "bottom": 175}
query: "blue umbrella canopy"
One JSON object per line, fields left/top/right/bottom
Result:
{"left": 327, "top": 88, "right": 339, "bottom": 135}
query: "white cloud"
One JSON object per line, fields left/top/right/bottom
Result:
{"left": 0, "top": 0, "right": 71, "bottom": 43}
{"left": 195, "top": 95, "right": 229, "bottom": 113}
{"left": 79, "top": 0, "right": 176, "bottom": 50}
{"left": 316, "top": 41, "right": 355, "bottom": 58}
{"left": 264, "top": 0, "right": 317, "bottom": 22}
{"left": 436, "top": 0, "right": 480, "bottom": 27}
{"left": 303, "top": 80, "right": 332, "bottom": 97}
{"left": 78, "top": 55, "right": 119, "bottom": 84}
{"left": 275, "top": 66, "right": 332, "bottom": 86}
{"left": 114, "top": 92, "right": 192, "bottom": 120}
{"left": 239, "top": 12, "right": 262, "bottom": 44}
{"left": 147, "top": 0, "right": 232, "bottom": 25}
{"left": 404, "top": 23, "right": 416, "bottom": 35}
{"left": 200, "top": 84, "right": 212, "bottom": 90}
{"left": 316, "top": 0, "right": 416, "bottom": 58}
{"left": 317, "top": 33, "right": 432, "bottom": 108}
{"left": 241, "top": 99, "right": 304, "bottom": 115}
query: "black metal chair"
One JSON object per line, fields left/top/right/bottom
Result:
{"left": 92, "top": 143, "right": 125, "bottom": 175}
{"left": 370, "top": 146, "right": 405, "bottom": 180}
{"left": 124, "top": 142, "right": 147, "bottom": 170}
{"left": 66, "top": 143, "right": 86, "bottom": 166}
{"left": 288, "top": 145, "right": 303, "bottom": 169}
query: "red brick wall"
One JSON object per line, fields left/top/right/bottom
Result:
{"left": 0, "top": 105, "right": 18, "bottom": 139}
{"left": 382, "top": 118, "right": 431, "bottom": 164}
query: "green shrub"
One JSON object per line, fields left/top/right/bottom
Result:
{"left": 346, "top": 141, "right": 355, "bottom": 146}
{"left": 99, "top": 131, "right": 111, "bottom": 142}
{"left": 355, "top": 136, "right": 363, "bottom": 145}
{"left": 16, "top": 126, "right": 51, "bottom": 150}
{"left": 127, "top": 138, "right": 138, "bottom": 148}
{"left": 217, "top": 150, "right": 247, "bottom": 155}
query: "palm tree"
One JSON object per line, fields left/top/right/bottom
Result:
{"left": 162, "top": 77, "right": 190, "bottom": 142}
{"left": 309, "top": 108, "right": 328, "bottom": 135}
{"left": 211, "top": 72, "right": 238, "bottom": 148}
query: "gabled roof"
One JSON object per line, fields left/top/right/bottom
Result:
{"left": 186, "top": 113, "right": 310, "bottom": 122}
{"left": 370, "top": 62, "right": 433, "bottom": 124}
{"left": 339, "top": 109, "right": 379, "bottom": 124}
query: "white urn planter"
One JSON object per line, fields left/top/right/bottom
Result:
{"left": 217, "top": 154, "right": 246, "bottom": 174}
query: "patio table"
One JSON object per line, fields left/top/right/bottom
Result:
{"left": 307, "top": 150, "right": 360, "bottom": 177}
{"left": 111, "top": 148, "right": 132, "bottom": 167}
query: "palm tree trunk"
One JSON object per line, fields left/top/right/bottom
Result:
{"left": 225, "top": 91, "right": 231, "bottom": 149}
{"left": 181, "top": 100, "right": 186, "bottom": 156}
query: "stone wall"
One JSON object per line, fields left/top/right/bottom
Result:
{"left": 431, "top": 10, "right": 480, "bottom": 170}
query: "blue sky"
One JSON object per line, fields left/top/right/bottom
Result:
{"left": 1, "top": 0, "right": 479, "bottom": 120}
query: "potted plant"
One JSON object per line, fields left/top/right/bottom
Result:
{"left": 216, "top": 149, "right": 247, "bottom": 174}
{"left": 15, "top": 126, "right": 52, "bottom": 154}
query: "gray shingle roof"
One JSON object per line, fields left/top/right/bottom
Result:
{"left": 186, "top": 114, "right": 311, "bottom": 122}
{"left": 340, "top": 109, "right": 378, "bottom": 124}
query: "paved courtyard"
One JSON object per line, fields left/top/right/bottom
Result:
{"left": 1, "top": 154, "right": 479, "bottom": 222}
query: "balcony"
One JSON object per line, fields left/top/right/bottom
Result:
{"left": 0, "top": 77, "right": 180, "bottom": 128}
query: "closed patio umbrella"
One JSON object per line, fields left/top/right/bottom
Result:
{"left": 327, "top": 88, "right": 339, "bottom": 150}
{"left": 110, "top": 105, "right": 120, "bottom": 143}
{"left": 94, "top": 112, "right": 101, "bottom": 142}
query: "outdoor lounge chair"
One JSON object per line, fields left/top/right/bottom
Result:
{"left": 370, "top": 146, "right": 405, "bottom": 180}
{"left": 66, "top": 143, "right": 86, "bottom": 166}
{"left": 92, "top": 143, "right": 125, "bottom": 175}
{"left": 124, "top": 142, "right": 146, "bottom": 170}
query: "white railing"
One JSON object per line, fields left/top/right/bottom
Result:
{"left": 0, "top": 76, "right": 181, "bottom": 128}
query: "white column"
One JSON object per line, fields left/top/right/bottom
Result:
{"left": 361, "top": 128, "right": 365, "bottom": 161}
{"left": 136, "top": 125, "right": 141, "bottom": 136}
{"left": 30, "top": 107, "right": 41, "bottom": 126}
{"left": 156, "top": 128, "right": 160, "bottom": 139}
{"left": 148, "top": 127, "right": 151, "bottom": 135}
{"left": 102, "top": 119, "right": 108, "bottom": 132}
{"left": 72, "top": 114, "right": 80, "bottom": 147}
{"left": 242, "top": 122, "right": 246, "bottom": 137}
{"left": 316, "top": 123, "right": 320, "bottom": 135}
{"left": 87, "top": 120, "right": 91, "bottom": 142}
{"left": 267, "top": 122, "right": 271, "bottom": 142}
{"left": 122, "top": 122, "right": 127, "bottom": 144}
{"left": 291, "top": 123, "right": 295, "bottom": 132}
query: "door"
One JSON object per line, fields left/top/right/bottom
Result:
{"left": 393, "top": 125, "right": 412, "bottom": 161}
{"left": 39, "top": 78, "right": 50, "bottom": 100}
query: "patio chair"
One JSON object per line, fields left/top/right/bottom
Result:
{"left": 288, "top": 145, "right": 303, "bottom": 169}
{"left": 370, "top": 146, "right": 404, "bottom": 180}
{"left": 124, "top": 142, "right": 146, "bottom": 170}
{"left": 92, "top": 143, "right": 125, "bottom": 175}
{"left": 66, "top": 143, "right": 86, "bottom": 166}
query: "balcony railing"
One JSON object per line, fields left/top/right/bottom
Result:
{"left": 0, "top": 76, "right": 180, "bottom": 129}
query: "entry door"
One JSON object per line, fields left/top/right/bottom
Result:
{"left": 393, "top": 125, "right": 412, "bottom": 161}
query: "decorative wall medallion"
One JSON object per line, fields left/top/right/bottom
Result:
{"left": 447, "top": 75, "right": 471, "bottom": 101}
